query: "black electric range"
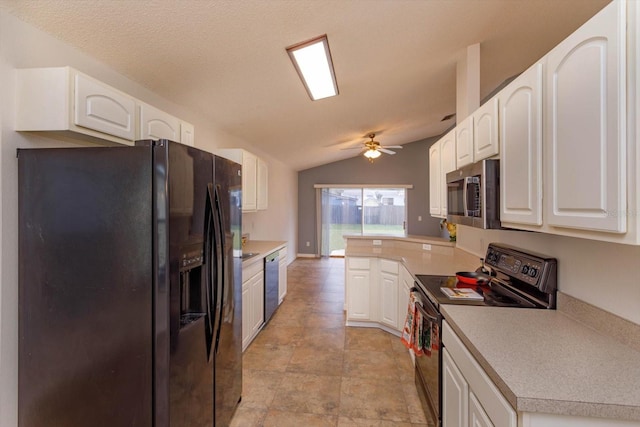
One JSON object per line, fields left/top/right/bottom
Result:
{"left": 411, "top": 243, "right": 557, "bottom": 427}
{"left": 415, "top": 243, "right": 558, "bottom": 310}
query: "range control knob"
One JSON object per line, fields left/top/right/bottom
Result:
{"left": 529, "top": 268, "right": 538, "bottom": 277}
{"left": 522, "top": 265, "right": 529, "bottom": 275}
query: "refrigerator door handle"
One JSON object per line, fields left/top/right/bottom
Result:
{"left": 213, "top": 184, "right": 226, "bottom": 354}
{"left": 204, "top": 185, "right": 217, "bottom": 362}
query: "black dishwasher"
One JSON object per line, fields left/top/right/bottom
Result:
{"left": 264, "top": 251, "right": 280, "bottom": 324}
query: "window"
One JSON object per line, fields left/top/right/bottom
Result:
{"left": 318, "top": 186, "right": 408, "bottom": 256}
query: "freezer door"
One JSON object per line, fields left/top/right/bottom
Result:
{"left": 18, "top": 146, "right": 155, "bottom": 427}
{"left": 160, "top": 140, "right": 215, "bottom": 427}
{"left": 213, "top": 156, "right": 243, "bottom": 426}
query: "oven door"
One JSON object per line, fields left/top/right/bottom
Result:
{"left": 412, "top": 287, "right": 442, "bottom": 427}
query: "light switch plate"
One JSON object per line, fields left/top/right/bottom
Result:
{"left": 422, "top": 244, "right": 432, "bottom": 251}
{"left": 373, "top": 239, "right": 382, "bottom": 246}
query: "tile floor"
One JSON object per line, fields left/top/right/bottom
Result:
{"left": 230, "top": 257, "right": 428, "bottom": 427}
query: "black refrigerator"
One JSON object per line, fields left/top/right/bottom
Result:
{"left": 17, "top": 140, "right": 242, "bottom": 427}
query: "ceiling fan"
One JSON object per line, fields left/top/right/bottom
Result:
{"left": 343, "top": 133, "right": 403, "bottom": 162}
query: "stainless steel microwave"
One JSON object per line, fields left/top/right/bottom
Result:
{"left": 446, "top": 159, "right": 501, "bottom": 229}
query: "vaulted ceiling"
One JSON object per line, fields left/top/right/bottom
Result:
{"left": 1, "top": 0, "right": 610, "bottom": 170}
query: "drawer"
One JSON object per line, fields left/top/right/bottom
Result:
{"left": 242, "top": 258, "right": 264, "bottom": 282}
{"left": 347, "top": 257, "right": 370, "bottom": 270}
{"left": 380, "top": 259, "right": 399, "bottom": 275}
{"left": 279, "top": 246, "right": 288, "bottom": 260}
{"left": 442, "top": 321, "right": 516, "bottom": 427}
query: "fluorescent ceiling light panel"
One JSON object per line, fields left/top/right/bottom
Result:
{"left": 287, "top": 35, "right": 338, "bottom": 101}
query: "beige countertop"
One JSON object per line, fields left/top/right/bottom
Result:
{"left": 345, "top": 241, "right": 479, "bottom": 277}
{"left": 441, "top": 304, "right": 640, "bottom": 422}
{"left": 241, "top": 240, "right": 286, "bottom": 267}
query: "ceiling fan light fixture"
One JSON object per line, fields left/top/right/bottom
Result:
{"left": 286, "top": 35, "right": 338, "bottom": 101}
{"left": 364, "top": 148, "right": 381, "bottom": 161}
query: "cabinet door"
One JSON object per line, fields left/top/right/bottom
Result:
{"left": 257, "top": 157, "right": 268, "bottom": 210}
{"left": 138, "top": 102, "right": 181, "bottom": 141}
{"left": 473, "top": 97, "right": 499, "bottom": 161}
{"left": 278, "top": 255, "right": 288, "bottom": 304}
{"left": 469, "top": 392, "right": 494, "bottom": 427}
{"left": 443, "top": 349, "right": 469, "bottom": 427}
{"left": 500, "top": 63, "right": 543, "bottom": 226}
{"left": 180, "top": 122, "right": 195, "bottom": 147}
{"left": 440, "top": 130, "right": 457, "bottom": 217}
{"left": 74, "top": 73, "right": 136, "bottom": 140}
{"left": 242, "top": 152, "right": 258, "bottom": 212}
{"left": 379, "top": 272, "right": 398, "bottom": 329}
{"left": 429, "top": 143, "right": 442, "bottom": 217}
{"left": 347, "top": 269, "right": 371, "bottom": 320}
{"left": 455, "top": 115, "right": 474, "bottom": 168}
{"left": 251, "top": 274, "right": 264, "bottom": 335}
{"left": 241, "top": 281, "right": 251, "bottom": 350}
{"left": 397, "top": 266, "right": 413, "bottom": 331}
{"left": 545, "top": 0, "right": 626, "bottom": 233}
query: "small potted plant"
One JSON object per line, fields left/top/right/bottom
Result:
{"left": 440, "top": 218, "right": 457, "bottom": 242}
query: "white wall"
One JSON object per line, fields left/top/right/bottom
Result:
{"left": 242, "top": 158, "right": 298, "bottom": 262}
{"left": 0, "top": 10, "right": 297, "bottom": 427}
{"left": 457, "top": 225, "right": 640, "bottom": 325}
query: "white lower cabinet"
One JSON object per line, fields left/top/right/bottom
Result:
{"left": 241, "top": 261, "right": 264, "bottom": 351}
{"left": 379, "top": 260, "right": 399, "bottom": 329}
{"left": 443, "top": 349, "right": 469, "bottom": 427}
{"left": 398, "top": 265, "right": 413, "bottom": 331}
{"left": 469, "top": 392, "right": 494, "bottom": 427}
{"left": 278, "top": 247, "right": 288, "bottom": 304}
{"left": 346, "top": 257, "right": 373, "bottom": 321}
{"left": 442, "top": 321, "right": 516, "bottom": 427}
{"left": 345, "top": 257, "right": 414, "bottom": 335}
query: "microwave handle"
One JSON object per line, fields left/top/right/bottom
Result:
{"left": 463, "top": 176, "right": 471, "bottom": 215}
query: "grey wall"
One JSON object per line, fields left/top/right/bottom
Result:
{"left": 297, "top": 135, "right": 446, "bottom": 255}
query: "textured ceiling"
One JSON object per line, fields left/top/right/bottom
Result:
{"left": 1, "top": 0, "right": 610, "bottom": 170}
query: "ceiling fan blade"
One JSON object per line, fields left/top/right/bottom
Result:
{"left": 378, "top": 148, "right": 396, "bottom": 155}
{"left": 382, "top": 145, "right": 403, "bottom": 149}
{"left": 341, "top": 146, "right": 365, "bottom": 150}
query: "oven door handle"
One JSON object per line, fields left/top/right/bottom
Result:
{"left": 410, "top": 287, "right": 440, "bottom": 322}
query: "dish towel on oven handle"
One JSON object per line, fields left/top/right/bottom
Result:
{"left": 400, "top": 291, "right": 439, "bottom": 357}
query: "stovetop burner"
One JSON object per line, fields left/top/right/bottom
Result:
{"left": 482, "top": 288, "right": 524, "bottom": 307}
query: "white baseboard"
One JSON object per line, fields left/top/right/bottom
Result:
{"left": 296, "top": 253, "right": 318, "bottom": 258}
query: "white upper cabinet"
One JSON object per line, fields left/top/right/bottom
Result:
{"left": 455, "top": 115, "right": 474, "bottom": 167}
{"left": 16, "top": 66, "right": 195, "bottom": 148}
{"left": 544, "top": 0, "right": 626, "bottom": 234}
{"left": 74, "top": 73, "right": 136, "bottom": 141}
{"left": 137, "top": 102, "right": 181, "bottom": 141}
{"left": 243, "top": 151, "right": 258, "bottom": 212}
{"left": 217, "top": 149, "right": 268, "bottom": 212}
{"left": 429, "top": 143, "right": 442, "bottom": 217}
{"left": 180, "top": 122, "right": 195, "bottom": 147}
{"left": 473, "top": 97, "right": 499, "bottom": 162}
{"left": 257, "top": 157, "right": 268, "bottom": 210}
{"left": 430, "top": 129, "right": 457, "bottom": 218}
{"left": 440, "top": 131, "right": 457, "bottom": 216}
{"left": 499, "top": 62, "right": 543, "bottom": 227}
{"left": 16, "top": 67, "right": 136, "bottom": 144}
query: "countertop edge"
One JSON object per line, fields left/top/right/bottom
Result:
{"left": 241, "top": 240, "right": 287, "bottom": 267}
{"left": 441, "top": 305, "right": 640, "bottom": 422}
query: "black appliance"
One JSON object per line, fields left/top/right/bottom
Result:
{"left": 264, "top": 251, "right": 280, "bottom": 324}
{"left": 412, "top": 243, "right": 557, "bottom": 427}
{"left": 446, "top": 159, "right": 501, "bottom": 229}
{"left": 17, "top": 140, "right": 242, "bottom": 427}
